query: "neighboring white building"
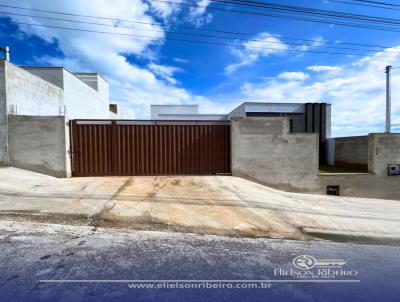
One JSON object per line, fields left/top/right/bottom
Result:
{"left": 15, "top": 66, "right": 114, "bottom": 119}
{"left": 0, "top": 59, "right": 124, "bottom": 175}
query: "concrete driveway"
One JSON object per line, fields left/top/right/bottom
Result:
{"left": 1, "top": 167, "right": 400, "bottom": 242}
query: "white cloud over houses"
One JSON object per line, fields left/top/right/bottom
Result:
{"left": 4, "top": 0, "right": 400, "bottom": 136}
{"left": 5, "top": 0, "right": 222, "bottom": 118}
{"left": 278, "top": 71, "right": 309, "bottom": 81}
{"left": 307, "top": 65, "right": 343, "bottom": 72}
{"left": 225, "top": 32, "right": 289, "bottom": 74}
{"left": 148, "top": 63, "right": 182, "bottom": 85}
{"left": 240, "top": 48, "right": 400, "bottom": 136}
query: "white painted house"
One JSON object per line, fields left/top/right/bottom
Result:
{"left": 0, "top": 59, "right": 121, "bottom": 176}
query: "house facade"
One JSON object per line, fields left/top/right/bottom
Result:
{"left": 1, "top": 58, "right": 399, "bottom": 200}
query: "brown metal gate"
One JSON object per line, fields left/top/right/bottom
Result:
{"left": 70, "top": 120, "right": 231, "bottom": 176}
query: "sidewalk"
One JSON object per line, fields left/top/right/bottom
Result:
{"left": 1, "top": 167, "right": 399, "bottom": 243}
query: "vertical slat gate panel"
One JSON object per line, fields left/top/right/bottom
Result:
{"left": 70, "top": 121, "right": 231, "bottom": 176}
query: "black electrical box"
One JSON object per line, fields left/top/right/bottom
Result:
{"left": 327, "top": 185, "right": 340, "bottom": 196}
{"left": 388, "top": 164, "right": 400, "bottom": 176}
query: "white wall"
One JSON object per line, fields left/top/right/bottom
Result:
{"left": 151, "top": 105, "right": 198, "bottom": 119}
{"left": 19, "top": 66, "right": 111, "bottom": 119}
{"left": 5, "top": 62, "right": 64, "bottom": 116}
{"left": 21, "top": 67, "right": 64, "bottom": 89}
{"left": 62, "top": 70, "right": 111, "bottom": 119}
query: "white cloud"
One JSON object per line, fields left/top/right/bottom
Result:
{"left": 296, "top": 36, "right": 325, "bottom": 52}
{"left": 148, "top": 63, "right": 182, "bottom": 84}
{"left": 240, "top": 48, "right": 400, "bottom": 136}
{"left": 148, "top": 1, "right": 181, "bottom": 20}
{"left": 5, "top": 0, "right": 224, "bottom": 118}
{"left": 174, "top": 57, "right": 189, "bottom": 63}
{"left": 278, "top": 71, "right": 309, "bottom": 81}
{"left": 307, "top": 65, "right": 343, "bottom": 72}
{"left": 225, "top": 32, "right": 288, "bottom": 74}
{"left": 187, "top": 0, "right": 213, "bottom": 27}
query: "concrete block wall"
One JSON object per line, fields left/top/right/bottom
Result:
{"left": 231, "top": 117, "right": 400, "bottom": 200}
{"left": 0, "top": 60, "right": 7, "bottom": 165}
{"left": 368, "top": 133, "right": 400, "bottom": 175}
{"left": 231, "top": 117, "right": 320, "bottom": 192}
{"left": 7, "top": 115, "right": 70, "bottom": 177}
{"left": 334, "top": 136, "right": 369, "bottom": 167}
{"left": 319, "top": 133, "right": 400, "bottom": 200}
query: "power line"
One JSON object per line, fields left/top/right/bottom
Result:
{"left": 210, "top": 0, "right": 400, "bottom": 25}
{"left": 0, "top": 3, "right": 397, "bottom": 50}
{"left": 8, "top": 20, "right": 398, "bottom": 58}
{"left": 353, "top": 0, "right": 400, "bottom": 8}
{"left": 325, "top": 0, "right": 400, "bottom": 10}
{"left": 148, "top": 0, "right": 400, "bottom": 32}
{"left": 3, "top": 10, "right": 400, "bottom": 54}
{"left": 203, "top": 0, "right": 400, "bottom": 26}
{"left": 4, "top": 0, "right": 400, "bottom": 32}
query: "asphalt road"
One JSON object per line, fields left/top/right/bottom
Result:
{"left": 0, "top": 220, "right": 399, "bottom": 302}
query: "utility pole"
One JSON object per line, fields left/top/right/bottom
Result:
{"left": 385, "top": 65, "right": 392, "bottom": 133}
{"left": 0, "top": 46, "right": 10, "bottom": 61}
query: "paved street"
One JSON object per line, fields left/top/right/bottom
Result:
{"left": 0, "top": 220, "right": 399, "bottom": 302}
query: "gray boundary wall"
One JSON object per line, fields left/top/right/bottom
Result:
{"left": 231, "top": 118, "right": 400, "bottom": 200}
{"left": 319, "top": 134, "right": 400, "bottom": 199}
{"left": 0, "top": 60, "right": 7, "bottom": 165}
{"left": 333, "top": 136, "right": 369, "bottom": 166}
{"left": 231, "top": 117, "right": 320, "bottom": 192}
{"left": 7, "top": 115, "right": 70, "bottom": 177}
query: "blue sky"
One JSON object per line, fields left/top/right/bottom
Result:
{"left": 1, "top": 0, "right": 400, "bottom": 136}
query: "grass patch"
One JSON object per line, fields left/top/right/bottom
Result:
{"left": 319, "top": 165, "right": 368, "bottom": 173}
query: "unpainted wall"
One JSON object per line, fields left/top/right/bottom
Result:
{"left": 231, "top": 117, "right": 400, "bottom": 200}
{"left": 369, "top": 133, "right": 400, "bottom": 175}
{"left": 0, "top": 60, "right": 7, "bottom": 165}
{"left": 318, "top": 174, "right": 400, "bottom": 200}
{"left": 334, "top": 136, "right": 368, "bottom": 166}
{"left": 7, "top": 115, "right": 69, "bottom": 177}
{"left": 320, "top": 133, "right": 400, "bottom": 200}
{"left": 231, "top": 117, "right": 320, "bottom": 192}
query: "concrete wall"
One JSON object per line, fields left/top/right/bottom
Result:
{"left": 319, "top": 133, "right": 400, "bottom": 200}
{"left": 0, "top": 60, "right": 7, "bottom": 164}
{"left": 1, "top": 61, "right": 64, "bottom": 165}
{"left": 7, "top": 115, "right": 69, "bottom": 177}
{"left": 231, "top": 117, "right": 400, "bottom": 200}
{"left": 334, "top": 136, "right": 369, "bottom": 166}
{"left": 231, "top": 117, "right": 320, "bottom": 192}
{"left": 318, "top": 174, "right": 400, "bottom": 200}
{"left": 369, "top": 133, "right": 400, "bottom": 175}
